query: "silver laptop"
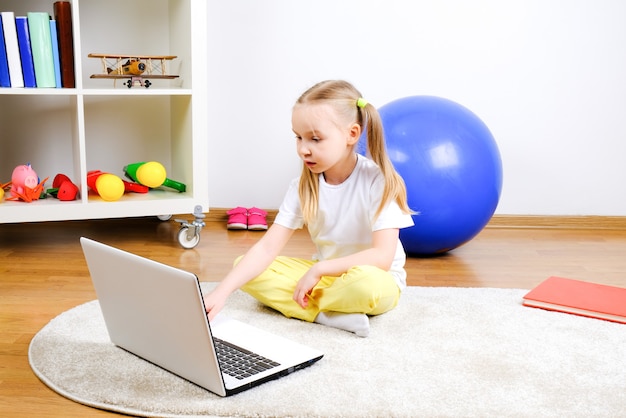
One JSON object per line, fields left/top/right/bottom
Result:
{"left": 80, "top": 237, "right": 323, "bottom": 397}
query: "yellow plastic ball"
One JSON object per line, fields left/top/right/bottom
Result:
{"left": 95, "top": 173, "right": 125, "bottom": 201}
{"left": 136, "top": 161, "right": 167, "bottom": 188}
{"left": 0, "top": 187, "right": 4, "bottom": 201}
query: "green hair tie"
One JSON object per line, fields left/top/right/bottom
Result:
{"left": 357, "top": 98, "right": 368, "bottom": 109}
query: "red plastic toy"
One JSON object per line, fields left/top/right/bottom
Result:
{"left": 47, "top": 174, "right": 79, "bottom": 201}
{"left": 87, "top": 170, "right": 148, "bottom": 201}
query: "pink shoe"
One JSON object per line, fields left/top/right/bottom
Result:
{"left": 226, "top": 207, "right": 247, "bottom": 230}
{"left": 247, "top": 207, "right": 268, "bottom": 231}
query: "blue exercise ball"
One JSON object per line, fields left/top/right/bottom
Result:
{"left": 376, "top": 96, "right": 502, "bottom": 256}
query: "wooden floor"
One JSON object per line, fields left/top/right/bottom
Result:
{"left": 2, "top": 216, "right": 626, "bottom": 417}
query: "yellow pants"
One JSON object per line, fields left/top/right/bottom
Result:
{"left": 240, "top": 256, "right": 400, "bottom": 323}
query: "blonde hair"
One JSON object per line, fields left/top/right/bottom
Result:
{"left": 295, "top": 80, "right": 412, "bottom": 224}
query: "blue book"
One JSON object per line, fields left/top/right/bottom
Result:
{"left": 0, "top": 17, "right": 11, "bottom": 87}
{"left": 49, "top": 20, "right": 61, "bottom": 88}
{"left": 15, "top": 16, "right": 36, "bottom": 87}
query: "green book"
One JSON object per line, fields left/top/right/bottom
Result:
{"left": 27, "top": 12, "right": 56, "bottom": 88}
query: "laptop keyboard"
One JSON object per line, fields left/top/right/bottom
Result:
{"left": 214, "top": 338, "right": 281, "bottom": 380}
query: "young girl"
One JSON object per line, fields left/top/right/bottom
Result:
{"left": 204, "top": 80, "right": 414, "bottom": 337}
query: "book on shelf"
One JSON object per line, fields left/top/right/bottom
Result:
{"left": 1, "top": 11, "right": 24, "bottom": 87}
{"left": 15, "top": 16, "right": 37, "bottom": 88}
{"left": 49, "top": 20, "right": 62, "bottom": 88}
{"left": 27, "top": 12, "right": 56, "bottom": 88}
{"left": 53, "top": 1, "right": 74, "bottom": 88}
{"left": 523, "top": 276, "right": 626, "bottom": 324}
{"left": 0, "top": 17, "right": 10, "bottom": 87}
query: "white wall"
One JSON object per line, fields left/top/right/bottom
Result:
{"left": 206, "top": 0, "right": 626, "bottom": 216}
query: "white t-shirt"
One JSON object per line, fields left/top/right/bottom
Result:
{"left": 274, "top": 154, "right": 414, "bottom": 290}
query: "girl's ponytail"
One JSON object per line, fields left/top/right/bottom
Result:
{"left": 359, "top": 100, "right": 412, "bottom": 220}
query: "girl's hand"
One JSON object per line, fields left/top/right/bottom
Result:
{"left": 203, "top": 287, "right": 229, "bottom": 321}
{"left": 204, "top": 224, "right": 296, "bottom": 320}
{"left": 293, "top": 268, "right": 322, "bottom": 309}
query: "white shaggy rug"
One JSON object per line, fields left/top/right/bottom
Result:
{"left": 29, "top": 283, "right": 626, "bottom": 417}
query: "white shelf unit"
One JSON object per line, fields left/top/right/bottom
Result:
{"left": 0, "top": 0, "right": 208, "bottom": 224}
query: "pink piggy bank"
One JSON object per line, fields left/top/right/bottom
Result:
{"left": 11, "top": 164, "right": 39, "bottom": 195}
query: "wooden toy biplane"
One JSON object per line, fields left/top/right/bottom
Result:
{"left": 88, "top": 53, "right": 179, "bottom": 88}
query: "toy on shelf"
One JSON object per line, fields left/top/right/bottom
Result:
{"left": 6, "top": 164, "right": 48, "bottom": 203}
{"left": 124, "top": 161, "right": 186, "bottom": 192}
{"left": 87, "top": 170, "right": 125, "bottom": 201}
{"left": 123, "top": 180, "right": 149, "bottom": 194}
{"left": 88, "top": 53, "right": 179, "bottom": 88}
{"left": 87, "top": 170, "right": 149, "bottom": 201}
{"left": 0, "top": 182, "right": 9, "bottom": 202}
{"left": 10, "top": 164, "right": 38, "bottom": 193}
{"left": 46, "top": 174, "right": 79, "bottom": 201}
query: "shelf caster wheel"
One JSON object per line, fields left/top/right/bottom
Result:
{"left": 144, "top": 80, "right": 151, "bottom": 88}
{"left": 178, "top": 227, "right": 200, "bottom": 249}
{"left": 175, "top": 205, "right": 206, "bottom": 249}
{"left": 157, "top": 214, "right": 172, "bottom": 221}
